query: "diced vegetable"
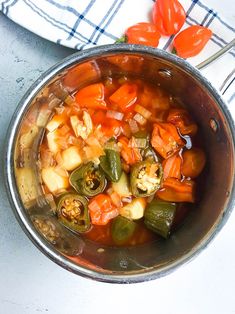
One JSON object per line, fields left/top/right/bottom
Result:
{"left": 111, "top": 216, "right": 137, "bottom": 245}
{"left": 181, "top": 148, "right": 206, "bottom": 178}
{"left": 118, "top": 136, "right": 142, "bottom": 165}
{"left": 41, "top": 167, "right": 69, "bottom": 194}
{"left": 46, "top": 114, "right": 65, "bottom": 132}
{"left": 162, "top": 154, "right": 182, "bottom": 179}
{"left": 112, "top": 172, "right": 131, "bottom": 198}
{"left": 69, "top": 162, "right": 106, "bottom": 197}
{"left": 157, "top": 177, "right": 195, "bottom": 203}
{"left": 119, "top": 198, "right": 146, "bottom": 220}
{"left": 75, "top": 83, "right": 107, "bottom": 110}
{"left": 128, "top": 119, "right": 139, "bottom": 134}
{"left": 151, "top": 122, "right": 184, "bottom": 158}
{"left": 106, "top": 110, "right": 124, "bottom": 121}
{"left": 130, "top": 158, "right": 163, "bottom": 197}
{"left": 109, "top": 83, "right": 138, "bottom": 112}
{"left": 134, "top": 104, "right": 152, "bottom": 119}
{"left": 100, "top": 146, "right": 122, "bottom": 182}
{"left": 70, "top": 111, "right": 93, "bottom": 140}
{"left": 60, "top": 146, "right": 82, "bottom": 171}
{"left": 47, "top": 129, "right": 60, "bottom": 154}
{"left": 133, "top": 113, "right": 147, "bottom": 126}
{"left": 57, "top": 193, "right": 90, "bottom": 233}
{"left": 144, "top": 200, "right": 176, "bottom": 238}
{"left": 88, "top": 194, "right": 119, "bottom": 225}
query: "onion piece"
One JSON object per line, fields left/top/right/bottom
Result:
{"left": 121, "top": 196, "right": 132, "bottom": 203}
{"left": 128, "top": 119, "right": 139, "bottom": 134}
{"left": 55, "top": 106, "right": 65, "bottom": 115}
{"left": 134, "top": 104, "right": 152, "bottom": 119}
{"left": 106, "top": 110, "right": 124, "bottom": 121}
{"left": 133, "top": 113, "right": 147, "bottom": 126}
{"left": 131, "top": 137, "right": 147, "bottom": 148}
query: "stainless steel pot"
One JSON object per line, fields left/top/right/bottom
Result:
{"left": 4, "top": 44, "right": 235, "bottom": 283}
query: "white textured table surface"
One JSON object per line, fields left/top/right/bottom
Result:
{"left": 0, "top": 1, "right": 235, "bottom": 313}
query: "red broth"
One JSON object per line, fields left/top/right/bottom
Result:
{"left": 39, "top": 76, "right": 206, "bottom": 247}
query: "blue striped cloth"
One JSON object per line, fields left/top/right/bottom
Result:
{"left": 1, "top": 0, "right": 234, "bottom": 104}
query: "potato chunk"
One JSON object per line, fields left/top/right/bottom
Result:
{"left": 119, "top": 198, "right": 146, "bottom": 220}
{"left": 61, "top": 146, "right": 82, "bottom": 171}
{"left": 41, "top": 167, "right": 69, "bottom": 193}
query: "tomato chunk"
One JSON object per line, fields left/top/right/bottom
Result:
{"left": 167, "top": 109, "right": 198, "bottom": 136}
{"left": 151, "top": 122, "right": 184, "bottom": 158}
{"left": 162, "top": 154, "right": 182, "bottom": 179}
{"left": 118, "top": 136, "right": 142, "bottom": 165}
{"left": 75, "top": 83, "right": 107, "bottom": 110}
{"left": 109, "top": 83, "right": 137, "bottom": 112}
{"left": 88, "top": 194, "right": 119, "bottom": 225}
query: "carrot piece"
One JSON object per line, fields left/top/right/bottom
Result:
{"left": 167, "top": 108, "right": 198, "bottom": 136}
{"left": 109, "top": 83, "right": 137, "bottom": 112}
{"left": 75, "top": 83, "right": 107, "bottom": 110}
{"left": 157, "top": 177, "right": 195, "bottom": 203}
{"left": 181, "top": 148, "right": 206, "bottom": 178}
{"left": 151, "top": 122, "right": 184, "bottom": 158}
{"left": 118, "top": 136, "right": 142, "bottom": 165}
{"left": 162, "top": 154, "right": 182, "bottom": 179}
{"left": 88, "top": 194, "right": 119, "bottom": 225}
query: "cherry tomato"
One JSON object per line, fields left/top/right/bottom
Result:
{"left": 125, "top": 22, "right": 161, "bottom": 47}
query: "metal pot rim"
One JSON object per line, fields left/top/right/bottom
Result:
{"left": 4, "top": 44, "right": 235, "bottom": 283}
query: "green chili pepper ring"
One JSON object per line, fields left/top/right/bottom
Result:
{"left": 69, "top": 162, "right": 106, "bottom": 197}
{"left": 57, "top": 193, "right": 90, "bottom": 233}
{"left": 130, "top": 159, "right": 163, "bottom": 197}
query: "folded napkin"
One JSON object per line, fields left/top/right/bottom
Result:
{"left": 1, "top": 0, "right": 234, "bottom": 105}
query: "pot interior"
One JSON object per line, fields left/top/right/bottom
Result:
{"left": 12, "top": 50, "right": 234, "bottom": 279}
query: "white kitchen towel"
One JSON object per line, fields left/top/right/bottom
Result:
{"left": 0, "top": 0, "right": 234, "bottom": 104}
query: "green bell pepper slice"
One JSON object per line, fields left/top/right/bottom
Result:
{"left": 57, "top": 193, "right": 90, "bottom": 233}
{"left": 69, "top": 162, "right": 106, "bottom": 197}
{"left": 100, "top": 147, "right": 122, "bottom": 182}
{"left": 111, "top": 215, "right": 137, "bottom": 245}
{"left": 130, "top": 158, "right": 163, "bottom": 197}
{"left": 144, "top": 200, "right": 176, "bottom": 238}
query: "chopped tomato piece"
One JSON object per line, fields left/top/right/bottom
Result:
{"left": 151, "top": 122, "right": 184, "bottom": 158}
{"left": 92, "top": 110, "right": 124, "bottom": 138}
{"left": 167, "top": 108, "right": 198, "bottom": 136}
{"left": 181, "top": 148, "right": 206, "bottom": 178}
{"left": 157, "top": 178, "right": 195, "bottom": 203}
{"left": 109, "top": 83, "right": 137, "bottom": 112}
{"left": 118, "top": 136, "right": 142, "bottom": 165}
{"left": 162, "top": 154, "right": 182, "bottom": 179}
{"left": 88, "top": 194, "right": 119, "bottom": 225}
{"left": 75, "top": 83, "right": 107, "bottom": 110}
